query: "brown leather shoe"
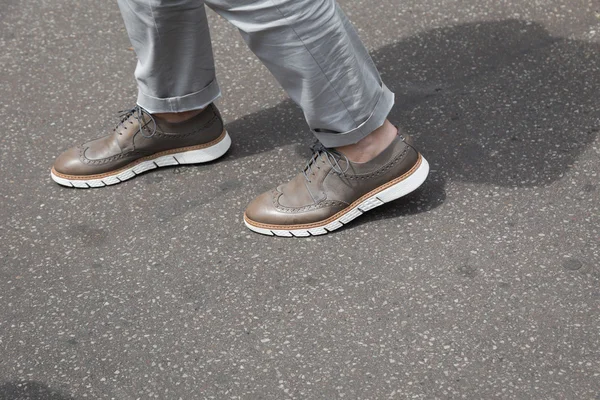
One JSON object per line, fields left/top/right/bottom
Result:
{"left": 51, "top": 104, "right": 230, "bottom": 188}
{"left": 244, "top": 134, "right": 429, "bottom": 236}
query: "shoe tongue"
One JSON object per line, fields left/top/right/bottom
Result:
{"left": 115, "top": 113, "right": 152, "bottom": 150}
{"left": 117, "top": 113, "right": 150, "bottom": 135}
{"left": 319, "top": 149, "right": 350, "bottom": 175}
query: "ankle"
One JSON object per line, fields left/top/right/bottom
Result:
{"left": 153, "top": 107, "right": 204, "bottom": 123}
{"left": 336, "top": 120, "right": 398, "bottom": 163}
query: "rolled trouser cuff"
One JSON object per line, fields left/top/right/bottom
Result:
{"left": 313, "top": 83, "right": 395, "bottom": 148}
{"left": 136, "top": 78, "right": 222, "bottom": 114}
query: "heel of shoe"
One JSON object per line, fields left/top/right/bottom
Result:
{"left": 376, "top": 155, "right": 430, "bottom": 203}
{"left": 170, "top": 130, "right": 231, "bottom": 164}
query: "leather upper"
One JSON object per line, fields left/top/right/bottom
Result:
{"left": 53, "top": 104, "right": 224, "bottom": 177}
{"left": 245, "top": 135, "right": 419, "bottom": 226}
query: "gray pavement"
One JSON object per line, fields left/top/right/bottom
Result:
{"left": 1, "top": 0, "right": 599, "bottom": 398}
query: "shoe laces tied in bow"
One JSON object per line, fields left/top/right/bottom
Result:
{"left": 302, "top": 142, "right": 350, "bottom": 183}
{"left": 114, "top": 105, "right": 157, "bottom": 139}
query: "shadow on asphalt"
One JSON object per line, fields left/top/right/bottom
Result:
{"left": 225, "top": 19, "right": 598, "bottom": 225}
{"left": 0, "top": 381, "right": 76, "bottom": 400}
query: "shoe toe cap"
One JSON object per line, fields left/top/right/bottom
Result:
{"left": 244, "top": 189, "right": 347, "bottom": 228}
{"left": 245, "top": 190, "right": 281, "bottom": 226}
{"left": 52, "top": 146, "right": 86, "bottom": 176}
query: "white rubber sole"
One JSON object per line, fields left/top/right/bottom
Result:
{"left": 51, "top": 131, "right": 232, "bottom": 188}
{"left": 244, "top": 155, "right": 430, "bottom": 237}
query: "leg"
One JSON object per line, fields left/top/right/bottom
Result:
{"left": 206, "top": 0, "right": 394, "bottom": 148}
{"left": 207, "top": 0, "right": 429, "bottom": 235}
{"left": 118, "top": 0, "right": 221, "bottom": 113}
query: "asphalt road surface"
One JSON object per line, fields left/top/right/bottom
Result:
{"left": 1, "top": 0, "right": 599, "bottom": 398}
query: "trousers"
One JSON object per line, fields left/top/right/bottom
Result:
{"left": 117, "top": 0, "right": 394, "bottom": 147}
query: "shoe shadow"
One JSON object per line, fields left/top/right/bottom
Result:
{"left": 0, "top": 381, "right": 76, "bottom": 400}
{"left": 224, "top": 19, "right": 598, "bottom": 224}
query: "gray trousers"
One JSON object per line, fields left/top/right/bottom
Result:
{"left": 117, "top": 0, "right": 394, "bottom": 147}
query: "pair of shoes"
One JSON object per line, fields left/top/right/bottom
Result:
{"left": 51, "top": 104, "right": 429, "bottom": 236}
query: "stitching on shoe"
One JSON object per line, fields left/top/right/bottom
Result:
{"left": 267, "top": 145, "right": 413, "bottom": 214}
{"left": 153, "top": 114, "right": 219, "bottom": 138}
{"left": 54, "top": 130, "right": 227, "bottom": 179}
{"left": 78, "top": 115, "right": 220, "bottom": 165}
{"left": 79, "top": 145, "right": 137, "bottom": 165}
{"left": 245, "top": 154, "right": 423, "bottom": 230}
{"left": 345, "top": 146, "right": 409, "bottom": 180}
{"left": 271, "top": 190, "right": 348, "bottom": 213}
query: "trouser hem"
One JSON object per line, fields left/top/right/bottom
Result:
{"left": 313, "top": 83, "right": 395, "bottom": 148}
{"left": 136, "top": 78, "right": 222, "bottom": 114}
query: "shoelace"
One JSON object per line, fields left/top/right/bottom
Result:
{"left": 114, "top": 105, "right": 157, "bottom": 139}
{"left": 302, "top": 142, "right": 350, "bottom": 183}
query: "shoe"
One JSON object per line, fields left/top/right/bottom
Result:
{"left": 244, "top": 133, "right": 429, "bottom": 237}
{"left": 51, "top": 104, "right": 231, "bottom": 188}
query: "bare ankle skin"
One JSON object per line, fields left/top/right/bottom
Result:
{"left": 335, "top": 119, "right": 398, "bottom": 163}
{"left": 153, "top": 107, "right": 205, "bottom": 123}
